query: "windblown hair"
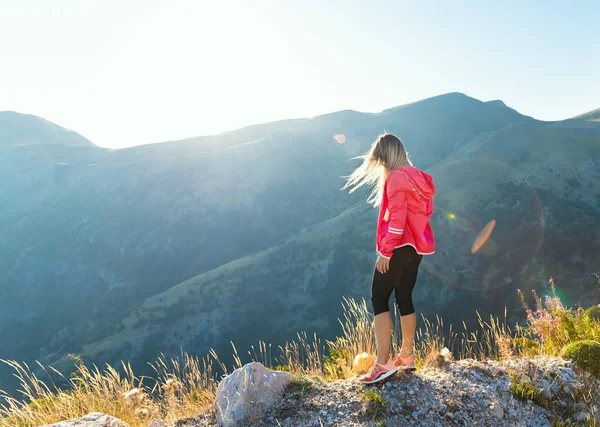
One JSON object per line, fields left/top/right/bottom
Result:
{"left": 343, "top": 133, "right": 412, "bottom": 206}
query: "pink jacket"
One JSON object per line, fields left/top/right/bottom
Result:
{"left": 376, "top": 166, "right": 436, "bottom": 259}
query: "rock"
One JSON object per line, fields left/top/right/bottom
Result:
{"left": 41, "top": 412, "right": 129, "bottom": 427}
{"left": 575, "top": 412, "right": 589, "bottom": 421}
{"left": 214, "top": 362, "right": 293, "bottom": 427}
{"left": 148, "top": 421, "right": 169, "bottom": 427}
{"left": 539, "top": 379, "right": 552, "bottom": 399}
{"left": 489, "top": 402, "right": 504, "bottom": 419}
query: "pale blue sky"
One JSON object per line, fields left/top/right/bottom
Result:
{"left": 1, "top": 0, "right": 598, "bottom": 148}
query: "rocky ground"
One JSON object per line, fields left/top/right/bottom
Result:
{"left": 179, "top": 356, "right": 600, "bottom": 427}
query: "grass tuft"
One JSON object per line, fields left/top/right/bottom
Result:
{"left": 360, "top": 388, "right": 387, "bottom": 422}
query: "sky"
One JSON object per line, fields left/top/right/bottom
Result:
{"left": 1, "top": 0, "right": 599, "bottom": 149}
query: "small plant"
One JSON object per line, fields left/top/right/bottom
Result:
{"left": 446, "top": 399, "right": 460, "bottom": 412}
{"left": 586, "top": 305, "right": 600, "bottom": 322}
{"left": 423, "top": 350, "right": 446, "bottom": 369}
{"left": 323, "top": 346, "right": 352, "bottom": 380}
{"left": 509, "top": 371, "right": 549, "bottom": 408}
{"left": 551, "top": 418, "right": 570, "bottom": 427}
{"left": 285, "top": 376, "right": 317, "bottom": 399}
{"left": 513, "top": 336, "right": 540, "bottom": 356}
{"left": 360, "top": 388, "right": 387, "bottom": 422}
{"left": 560, "top": 340, "right": 600, "bottom": 378}
{"left": 518, "top": 278, "right": 600, "bottom": 355}
{"left": 471, "top": 364, "right": 495, "bottom": 378}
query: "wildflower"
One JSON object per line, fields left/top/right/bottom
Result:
{"left": 124, "top": 388, "right": 145, "bottom": 407}
{"left": 441, "top": 347, "right": 453, "bottom": 360}
{"left": 162, "top": 378, "right": 181, "bottom": 394}
{"left": 135, "top": 408, "right": 149, "bottom": 417}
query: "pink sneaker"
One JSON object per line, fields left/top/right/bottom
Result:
{"left": 359, "top": 359, "right": 398, "bottom": 384}
{"left": 394, "top": 353, "right": 416, "bottom": 371}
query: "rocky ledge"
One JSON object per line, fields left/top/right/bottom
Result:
{"left": 183, "top": 356, "right": 600, "bottom": 427}
{"left": 44, "top": 356, "right": 600, "bottom": 427}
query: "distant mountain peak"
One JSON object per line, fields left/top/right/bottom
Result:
{"left": 0, "top": 111, "right": 95, "bottom": 147}
{"left": 485, "top": 100, "right": 507, "bottom": 107}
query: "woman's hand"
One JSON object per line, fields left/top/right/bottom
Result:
{"left": 376, "top": 255, "right": 390, "bottom": 274}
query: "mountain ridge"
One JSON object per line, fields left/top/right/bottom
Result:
{"left": 572, "top": 107, "right": 600, "bottom": 122}
{"left": 93, "top": 93, "right": 557, "bottom": 151}
{"left": 0, "top": 111, "right": 95, "bottom": 148}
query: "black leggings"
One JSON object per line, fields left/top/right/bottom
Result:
{"left": 371, "top": 246, "right": 423, "bottom": 316}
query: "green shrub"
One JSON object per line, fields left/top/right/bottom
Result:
{"left": 560, "top": 340, "right": 600, "bottom": 377}
{"left": 513, "top": 337, "right": 540, "bottom": 355}
{"left": 361, "top": 389, "right": 387, "bottom": 422}
{"left": 285, "top": 376, "right": 317, "bottom": 399}
{"left": 586, "top": 305, "right": 600, "bottom": 322}
{"left": 323, "top": 346, "right": 352, "bottom": 380}
{"left": 509, "top": 371, "right": 549, "bottom": 407}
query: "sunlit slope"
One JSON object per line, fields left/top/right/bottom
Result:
{"left": 70, "top": 116, "right": 600, "bottom": 369}
{"left": 572, "top": 107, "right": 600, "bottom": 122}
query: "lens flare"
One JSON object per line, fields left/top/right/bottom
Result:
{"left": 333, "top": 134, "right": 346, "bottom": 144}
{"left": 422, "top": 158, "right": 544, "bottom": 291}
{"left": 471, "top": 219, "right": 497, "bottom": 254}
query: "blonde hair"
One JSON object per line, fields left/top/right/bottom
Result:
{"left": 343, "top": 133, "right": 412, "bottom": 206}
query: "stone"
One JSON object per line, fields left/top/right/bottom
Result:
{"left": 41, "top": 412, "right": 129, "bottom": 427}
{"left": 489, "top": 402, "right": 504, "bottom": 419}
{"left": 539, "top": 379, "right": 552, "bottom": 399}
{"left": 148, "top": 421, "right": 169, "bottom": 427}
{"left": 575, "top": 412, "right": 589, "bottom": 422}
{"left": 214, "top": 362, "right": 293, "bottom": 427}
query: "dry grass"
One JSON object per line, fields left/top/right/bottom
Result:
{"left": 0, "top": 294, "right": 573, "bottom": 426}
{"left": 0, "top": 353, "right": 219, "bottom": 427}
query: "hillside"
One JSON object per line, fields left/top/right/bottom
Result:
{"left": 0, "top": 111, "right": 94, "bottom": 147}
{"left": 572, "top": 107, "right": 600, "bottom": 122}
{"left": 1, "top": 94, "right": 600, "bottom": 393}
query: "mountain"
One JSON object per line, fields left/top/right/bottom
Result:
{"left": 572, "top": 107, "right": 600, "bottom": 122}
{"left": 0, "top": 111, "right": 94, "bottom": 147}
{"left": 1, "top": 94, "right": 599, "bottom": 392}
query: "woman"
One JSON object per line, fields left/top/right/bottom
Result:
{"left": 344, "top": 133, "right": 436, "bottom": 384}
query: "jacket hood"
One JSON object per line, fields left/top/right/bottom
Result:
{"left": 399, "top": 167, "right": 436, "bottom": 199}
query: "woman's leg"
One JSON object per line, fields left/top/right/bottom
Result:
{"left": 394, "top": 250, "right": 423, "bottom": 356}
{"left": 373, "top": 312, "right": 393, "bottom": 364}
{"left": 399, "top": 313, "right": 417, "bottom": 356}
{"left": 371, "top": 248, "right": 415, "bottom": 364}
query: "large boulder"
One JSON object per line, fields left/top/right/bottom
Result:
{"left": 41, "top": 412, "right": 129, "bottom": 427}
{"left": 214, "top": 362, "right": 293, "bottom": 426}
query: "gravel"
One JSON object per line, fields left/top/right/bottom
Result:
{"left": 178, "top": 356, "right": 600, "bottom": 427}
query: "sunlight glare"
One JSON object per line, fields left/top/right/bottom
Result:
{"left": 471, "top": 219, "right": 497, "bottom": 254}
